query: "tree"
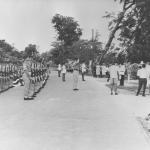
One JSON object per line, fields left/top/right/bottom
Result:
{"left": 52, "top": 14, "right": 82, "bottom": 46}
{"left": 24, "top": 44, "right": 38, "bottom": 58}
{"left": 117, "top": 0, "right": 150, "bottom": 62}
{"left": 0, "top": 40, "right": 23, "bottom": 62}
{"left": 97, "top": 0, "right": 150, "bottom": 63}
{"left": 50, "top": 39, "right": 103, "bottom": 64}
{"left": 97, "top": 0, "right": 140, "bottom": 63}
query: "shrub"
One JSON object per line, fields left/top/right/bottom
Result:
{"left": 130, "top": 63, "right": 139, "bottom": 79}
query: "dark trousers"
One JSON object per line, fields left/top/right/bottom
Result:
{"left": 58, "top": 70, "right": 61, "bottom": 77}
{"left": 100, "top": 71, "right": 102, "bottom": 78}
{"left": 120, "top": 75, "right": 124, "bottom": 86}
{"left": 137, "top": 78, "right": 147, "bottom": 96}
{"left": 62, "top": 73, "right": 65, "bottom": 81}
{"left": 82, "top": 72, "right": 85, "bottom": 81}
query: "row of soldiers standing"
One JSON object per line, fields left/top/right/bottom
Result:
{"left": 23, "top": 57, "right": 50, "bottom": 100}
{"left": 0, "top": 62, "right": 19, "bottom": 93}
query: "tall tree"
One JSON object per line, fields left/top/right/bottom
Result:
{"left": 0, "top": 40, "right": 23, "bottom": 62}
{"left": 50, "top": 40, "right": 103, "bottom": 64}
{"left": 97, "top": 0, "right": 143, "bottom": 63}
{"left": 117, "top": 0, "right": 150, "bottom": 62}
{"left": 24, "top": 44, "right": 38, "bottom": 58}
{"left": 52, "top": 14, "right": 82, "bottom": 46}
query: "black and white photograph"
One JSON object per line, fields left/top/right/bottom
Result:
{"left": 0, "top": 0, "right": 150, "bottom": 149}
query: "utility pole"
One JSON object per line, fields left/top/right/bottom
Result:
{"left": 92, "top": 29, "right": 94, "bottom": 42}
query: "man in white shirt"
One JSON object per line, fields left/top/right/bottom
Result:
{"left": 118, "top": 64, "right": 126, "bottom": 86}
{"left": 109, "top": 63, "right": 119, "bottom": 95}
{"left": 72, "top": 58, "right": 80, "bottom": 90}
{"left": 146, "top": 62, "right": 150, "bottom": 94}
{"left": 81, "top": 62, "right": 86, "bottom": 81}
{"left": 57, "top": 64, "right": 61, "bottom": 77}
{"left": 61, "top": 64, "right": 66, "bottom": 82}
{"left": 136, "top": 63, "right": 148, "bottom": 96}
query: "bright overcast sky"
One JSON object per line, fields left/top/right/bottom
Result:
{"left": 0, "top": 0, "right": 121, "bottom": 53}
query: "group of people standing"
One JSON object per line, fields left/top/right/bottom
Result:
{"left": 0, "top": 62, "right": 21, "bottom": 93}
{"left": 57, "top": 59, "right": 87, "bottom": 90}
{"left": 2, "top": 58, "right": 150, "bottom": 99}
{"left": 101, "top": 61, "right": 150, "bottom": 97}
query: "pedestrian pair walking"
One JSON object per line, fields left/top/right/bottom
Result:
{"left": 57, "top": 64, "right": 66, "bottom": 82}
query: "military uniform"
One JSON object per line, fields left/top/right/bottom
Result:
{"left": 0, "top": 63, "right": 2, "bottom": 92}
{"left": 23, "top": 57, "right": 33, "bottom": 100}
{"left": 1, "top": 63, "right": 5, "bottom": 91}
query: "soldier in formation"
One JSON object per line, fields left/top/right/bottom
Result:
{"left": 0, "top": 61, "right": 19, "bottom": 93}
{"left": 23, "top": 57, "right": 50, "bottom": 100}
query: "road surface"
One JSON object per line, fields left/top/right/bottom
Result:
{"left": 0, "top": 71, "right": 150, "bottom": 150}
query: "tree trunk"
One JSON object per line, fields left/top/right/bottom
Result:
{"left": 98, "top": 11, "right": 125, "bottom": 64}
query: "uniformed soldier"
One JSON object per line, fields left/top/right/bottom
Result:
{"left": 23, "top": 57, "right": 33, "bottom": 100}
{"left": 1, "top": 63, "right": 5, "bottom": 91}
{"left": 0, "top": 63, "right": 2, "bottom": 92}
{"left": 32, "top": 62, "right": 37, "bottom": 97}
{"left": 5, "top": 63, "right": 9, "bottom": 90}
{"left": 29, "top": 61, "right": 36, "bottom": 99}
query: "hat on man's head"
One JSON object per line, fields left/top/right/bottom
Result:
{"left": 140, "top": 61, "right": 144, "bottom": 65}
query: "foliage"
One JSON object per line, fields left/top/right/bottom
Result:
{"left": 101, "top": 0, "right": 150, "bottom": 63}
{"left": 130, "top": 63, "right": 139, "bottom": 79}
{"left": 118, "top": 0, "right": 150, "bottom": 62}
{"left": 50, "top": 40, "right": 103, "bottom": 65}
{"left": 0, "top": 40, "right": 23, "bottom": 62}
{"left": 24, "top": 44, "right": 39, "bottom": 58}
{"left": 52, "top": 14, "right": 82, "bottom": 46}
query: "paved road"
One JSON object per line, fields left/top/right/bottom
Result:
{"left": 0, "top": 71, "right": 150, "bottom": 150}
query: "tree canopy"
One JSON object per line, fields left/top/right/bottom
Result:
{"left": 52, "top": 14, "right": 82, "bottom": 46}
{"left": 98, "top": 0, "right": 150, "bottom": 63}
{"left": 24, "top": 44, "right": 39, "bottom": 58}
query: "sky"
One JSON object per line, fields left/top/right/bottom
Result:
{"left": 0, "top": 0, "right": 121, "bottom": 53}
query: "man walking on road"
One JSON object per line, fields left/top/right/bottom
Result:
{"left": 61, "top": 64, "right": 66, "bottom": 82}
{"left": 109, "top": 63, "right": 119, "bottom": 95}
{"left": 72, "top": 58, "right": 80, "bottom": 91}
{"left": 81, "top": 62, "right": 86, "bottom": 81}
{"left": 136, "top": 63, "right": 148, "bottom": 97}
{"left": 57, "top": 64, "right": 61, "bottom": 77}
{"left": 118, "top": 63, "right": 125, "bottom": 86}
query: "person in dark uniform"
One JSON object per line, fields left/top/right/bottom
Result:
{"left": 0, "top": 63, "right": 2, "bottom": 92}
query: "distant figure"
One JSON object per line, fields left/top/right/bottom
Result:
{"left": 96, "top": 64, "right": 100, "bottom": 78}
{"left": 102, "top": 64, "right": 107, "bottom": 77}
{"left": 106, "top": 65, "right": 110, "bottom": 82}
{"left": 118, "top": 64, "right": 125, "bottom": 86}
{"left": 108, "top": 63, "right": 119, "bottom": 95}
{"left": 92, "top": 62, "right": 96, "bottom": 77}
{"left": 57, "top": 64, "right": 61, "bottom": 77}
{"left": 72, "top": 58, "right": 80, "bottom": 90}
{"left": 81, "top": 62, "right": 86, "bottom": 81}
{"left": 136, "top": 64, "right": 148, "bottom": 97}
{"left": 146, "top": 62, "right": 150, "bottom": 94}
{"left": 126, "top": 62, "right": 131, "bottom": 83}
{"left": 61, "top": 64, "right": 66, "bottom": 82}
